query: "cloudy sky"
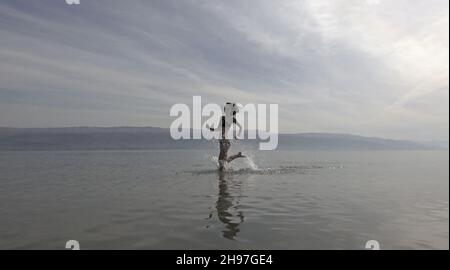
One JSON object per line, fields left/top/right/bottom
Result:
{"left": 0, "top": 0, "right": 448, "bottom": 141}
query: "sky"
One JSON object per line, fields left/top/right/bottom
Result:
{"left": 0, "top": 0, "right": 448, "bottom": 141}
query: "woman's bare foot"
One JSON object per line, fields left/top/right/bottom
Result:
{"left": 227, "top": 152, "right": 246, "bottom": 162}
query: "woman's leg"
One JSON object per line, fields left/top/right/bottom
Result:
{"left": 227, "top": 152, "right": 245, "bottom": 163}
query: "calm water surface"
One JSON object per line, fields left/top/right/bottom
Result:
{"left": 0, "top": 149, "right": 448, "bottom": 249}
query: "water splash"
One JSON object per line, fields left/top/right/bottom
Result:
{"left": 202, "top": 152, "right": 341, "bottom": 175}
{"left": 244, "top": 156, "right": 259, "bottom": 171}
{"left": 208, "top": 152, "right": 260, "bottom": 171}
{"left": 184, "top": 165, "right": 311, "bottom": 176}
{"left": 209, "top": 155, "right": 219, "bottom": 168}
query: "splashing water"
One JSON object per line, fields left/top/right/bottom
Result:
{"left": 193, "top": 152, "right": 344, "bottom": 176}
{"left": 209, "top": 155, "right": 220, "bottom": 169}
{"left": 244, "top": 156, "right": 259, "bottom": 171}
{"left": 207, "top": 153, "right": 259, "bottom": 171}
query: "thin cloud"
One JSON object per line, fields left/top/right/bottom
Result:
{"left": 0, "top": 0, "right": 448, "bottom": 141}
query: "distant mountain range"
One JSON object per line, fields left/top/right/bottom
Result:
{"left": 0, "top": 127, "right": 447, "bottom": 151}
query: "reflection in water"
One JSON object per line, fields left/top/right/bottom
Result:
{"left": 215, "top": 171, "right": 245, "bottom": 240}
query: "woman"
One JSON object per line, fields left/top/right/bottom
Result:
{"left": 208, "top": 102, "right": 245, "bottom": 171}
{"left": 208, "top": 102, "right": 243, "bottom": 139}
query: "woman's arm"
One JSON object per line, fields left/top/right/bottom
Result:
{"left": 207, "top": 116, "right": 223, "bottom": 131}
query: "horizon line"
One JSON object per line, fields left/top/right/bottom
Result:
{"left": 0, "top": 126, "right": 448, "bottom": 143}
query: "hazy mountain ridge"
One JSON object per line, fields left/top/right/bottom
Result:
{"left": 0, "top": 127, "right": 446, "bottom": 151}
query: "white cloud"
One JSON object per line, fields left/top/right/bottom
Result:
{"left": 0, "top": 0, "right": 448, "bottom": 140}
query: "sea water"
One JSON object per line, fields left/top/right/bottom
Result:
{"left": 0, "top": 149, "right": 448, "bottom": 249}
